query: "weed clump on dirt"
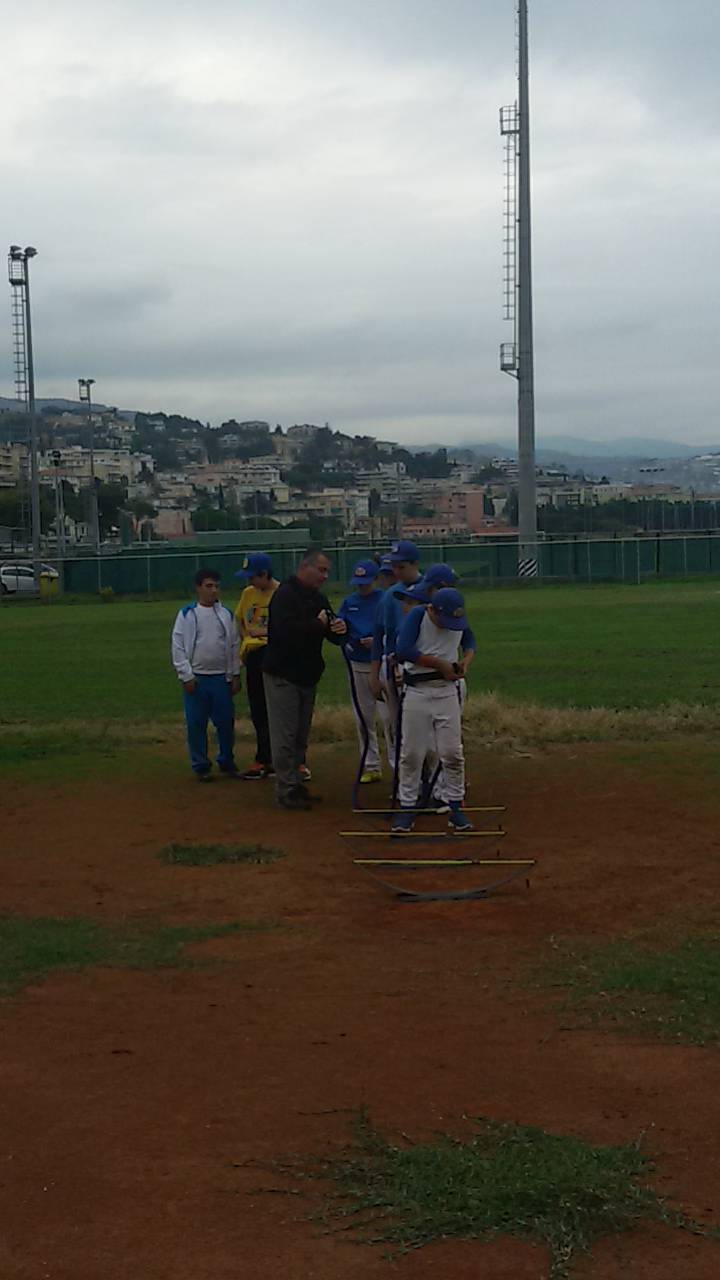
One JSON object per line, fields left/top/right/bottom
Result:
{"left": 159, "top": 842, "right": 285, "bottom": 866}
{"left": 286, "top": 1111, "right": 708, "bottom": 1279}
{"left": 0, "top": 915, "right": 270, "bottom": 995}
{"left": 546, "top": 935, "right": 720, "bottom": 1046}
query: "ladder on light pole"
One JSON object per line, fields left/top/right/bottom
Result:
{"left": 500, "top": 0, "right": 538, "bottom": 579}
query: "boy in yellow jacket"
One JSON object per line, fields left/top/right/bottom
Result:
{"left": 234, "top": 553, "right": 280, "bottom": 778}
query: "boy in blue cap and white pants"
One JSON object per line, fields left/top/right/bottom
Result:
{"left": 393, "top": 587, "right": 476, "bottom": 834}
{"left": 370, "top": 540, "right": 423, "bottom": 760}
{"left": 338, "top": 559, "right": 385, "bottom": 783}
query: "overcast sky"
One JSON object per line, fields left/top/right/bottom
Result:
{"left": 3, "top": 0, "right": 719, "bottom": 445}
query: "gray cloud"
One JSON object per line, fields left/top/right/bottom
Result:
{"left": 2, "top": 0, "right": 719, "bottom": 445}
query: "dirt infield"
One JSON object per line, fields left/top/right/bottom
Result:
{"left": 2, "top": 741, "right": 720, "bottom": 1279}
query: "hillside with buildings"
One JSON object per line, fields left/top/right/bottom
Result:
{"left": 2, "top": 402, "right": 720, "bottom": 551}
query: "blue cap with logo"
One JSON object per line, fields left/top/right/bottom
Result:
{"left": 388, "top": 539, "right": 420, "bottom": 563}
{"left": 349, "top": 558, "right": 380, "bottom": 587}
{"left": 423, "top": 563, "right": 458, "bottom": 589}
{"left": 430, "top": 587, "right": 467, "bottom": 630}
{"left": 234, "top": 552, "right": 273, "bottom": 580}
{"left": 393, "top": 581, "right": 431, "bottom": 605}
{"left": 377, "top": 554, "right": 395, "bottom": 573}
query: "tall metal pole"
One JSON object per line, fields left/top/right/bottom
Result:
{"left": 516, "top": 0, "right": 538, "bottom": 575}
{"left": 79, "top": 377, "right": 99, "bottom": 552}
{"left": 395, "top": 461, "right": 403, "bottom": 536}
{"left": 22, "top": 250, "right": 42, "bottom": 588}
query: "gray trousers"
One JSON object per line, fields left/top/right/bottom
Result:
{"left": 263, "top": 673, "right": 316, "bottom": 801}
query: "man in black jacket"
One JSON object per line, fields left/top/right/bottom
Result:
{"left": 263, "top": 549, "right": 347, "bottom": 810}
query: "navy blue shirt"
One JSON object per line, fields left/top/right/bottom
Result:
{"left": 338, "top": 588, "right": 384, "bottom": 664}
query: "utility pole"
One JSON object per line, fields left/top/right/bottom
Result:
{"left": 51, "top": 450, "right": 66, "bottom": 558}
{"left": 500, "top": 0, "right": 538, "bottom": 578}
{"left": 395, "top": 461, "right": 403, "bottom": 536}
{"left": 8, "top": 246, "right": 41, "bottom": 587}
{"left": 78, "top": 378, "right": 100, "bottom": 553}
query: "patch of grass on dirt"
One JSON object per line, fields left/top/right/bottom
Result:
{"left": 159, "top": 842, "right": 285, "bottom": 866}
{"left": 0, "top": 915, "right": 271, "bottom": 995}
{"left": 289, "top": 1111, "right": 705, "bottom": 1279}
{"left": 0, "top": 729, "right": 118, "bottom": 768}
{"left": 547, "top": 935, "right": 720, "bottom": 1046}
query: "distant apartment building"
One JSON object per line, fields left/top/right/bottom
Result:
{"left": 150, "top": 508, "right": 193, "bottom": 539}
{"left": 38, "top": 446, "right": 154, "bottom": 488}
{"left": 401, "top": 518, "right": 468, "bottom": 538}
{"left": 435, "top": 486, "right": 488, "bottom": 532}
{"left": 492, "top": 457, "right": 519, "bottom": 480}
{"left": 0, "top": 443, "right": 28, "bottom": 487}
{"left": 187, "top": 457, "right": 283, "bottom": 493}
{"left": 274, "top": 487, "right": 369, "bottom": 529}
{"left": 287, "top": 424, "right": 320, "bottom": 442}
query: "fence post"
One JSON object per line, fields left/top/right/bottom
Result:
{"left": 147, "top": 555, "right": 152, "bottom": 597}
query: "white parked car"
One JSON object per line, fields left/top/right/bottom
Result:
{"left": 0, "top": 562, "right": 59, "bottom": 595}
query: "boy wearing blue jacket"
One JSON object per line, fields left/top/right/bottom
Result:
{"left": 338, "top": 560, "right": 385, "bottom": 783}
{"left": 393, "top": 588, "right": 476, "bottom": 834}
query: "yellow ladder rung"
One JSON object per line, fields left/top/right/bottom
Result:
{"left": 354, "top": 858, "right": 536, "bottom": 867}
{"left": 339, "top": 830, "right": 506, "bottom": 839}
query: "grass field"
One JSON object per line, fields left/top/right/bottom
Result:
{"left": 2, "top": 579, "right": 719, "bottom": 726}
{"left": 3, "top": 578, "right": 720, "bottom": 1276}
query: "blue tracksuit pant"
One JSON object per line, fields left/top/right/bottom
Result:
{"left": 183, "top": 674, "right": 235, "bottom": 774}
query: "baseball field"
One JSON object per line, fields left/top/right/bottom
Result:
{"left": 1, "top": 578, "right": 720, "bottom": 1278}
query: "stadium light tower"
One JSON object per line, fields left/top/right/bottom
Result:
{"left": 8, "top": 245, "right": 42, "bottom": 587}
{"left": 78, "top": 377, "right": 100, "bottom": 553}
{"left": 500, "top": 0, "right": 538, "bottom": 578}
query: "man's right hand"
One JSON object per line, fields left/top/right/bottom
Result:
{"left": 183, "top": 679, "right": 196, "bottom": 694}
{"left": 369, "top": 672, "right": 382, "bottom": 698}
{"left": 435, "top": 659, "right": 460, "bottom": 682}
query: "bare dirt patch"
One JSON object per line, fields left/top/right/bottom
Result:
{"left": 1, "top": 740, "right": 719, "bottom": 1278}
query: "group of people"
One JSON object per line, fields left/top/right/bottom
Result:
{"left": 170, "top": 541, "right": 476, "bottom": 832}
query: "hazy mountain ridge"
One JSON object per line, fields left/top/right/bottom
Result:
{"left": 0, "top": 397, "right": 134, "bottom": 419}
{"left": 413, "top": 436, "right": 719, "bottom": 461}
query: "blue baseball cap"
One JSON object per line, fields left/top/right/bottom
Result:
{"left": 349, "top": 558, "right": 379, "bottom": 587}
{"left": 234, "top": 552, "right": 273, "bottom": 580}
{"left": 377, "top": 554, "right": 395, "bottom": 572}
{"left": 423, "top": 563, "right": 458, "bottom": 589}
{"left": 393, "top": 581, "right": 431, "bottom": 605}
{"left": 430, "top": 587, "right": 467, "bottom": 630}
{"left": 388, "top": 539, "right": 420, "bottom": 563}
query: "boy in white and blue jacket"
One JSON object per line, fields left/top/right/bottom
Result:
{"left": 171, "top": 567, "right": 241, "bottom": 781}
{"left": 338, "top": 559, "right": 385, "bottom": 783}
{"left": 393, "top": 588, "right": 476, "bottom": 834}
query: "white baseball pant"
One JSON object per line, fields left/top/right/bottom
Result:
{"left": 348, "top": 661, "right": 382, "bottom": 773}
{"left": 397, "top": 683, "right": 464, "bottom": 809}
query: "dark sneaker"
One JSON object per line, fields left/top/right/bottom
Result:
{"left": 219, "top": 765, "right": 242, "bottom": 780}
{"left": 241, "top": 763, "right": 273, "bottom": 780}
{"left": 297, "top": 783, "right": 322, "bottom": 805}
{"left": 391, "top": 810, "right": 415, "bottom": 836}
{"left": 196, "top": 772, "right": 213, "bottom": 783}
{"left": 448, "top": 805, "right": 474, "bottom": 833}
{"left": 278, "top": 787, "right": 312, "bottom": 811}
